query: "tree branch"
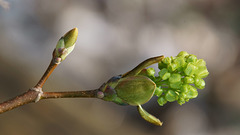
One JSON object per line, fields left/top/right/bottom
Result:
{"left": 0, "top": 89, "right": 39, "bottom": 114}
{"left": 0, "top": 89, "right": 99, "bottom": 114}
{"left": 0, "top": 28, "right": 85, "bottom": 114}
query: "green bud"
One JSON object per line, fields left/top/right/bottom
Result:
{"left": 157, "top": 96, "right": 167, "bottom": 106}
{"left": 184, "top": 63, "right": 198, "bottom": 76}
{"left": 54, "top": 28, "right": 78, "bottom": 62}
{"left": 173, "top": 57, "right": 186, "bottom": 68}
{"left": 186, "top": 85, "right": 198, "bottom": 99}
{"left": 115, "top": 76, "right": 156, "bottom": 106}
{"left": 177, "top": 51, "right": 189, "bottom": 58}
{"left": 184, "top": 77, "right": 194, "bottom": 84}
{"left": 177, "top": 97, "right": 186, "bottom": 105}
{"left": 63, "top": 28, "right": 78, "bottom": 48}
{"left": 194, "top": 78, "right": 205, "bottom": 89}
{"left": 170, "top": 82, "right": 182, "bottom": 89}
{"left": 158, "top": 61, "right": 167, "bottom": 69}
{"left": 181, "top": 84, "right": 189, "bottom": 93}
{"left": 146, "top": 68, "right": 155, "bottom": 77}
{"left": 158, "top": 68, "right": 171, "bottom": 80}
{"left": 167, "top": 63, "right": 178, "bottom": 72}
{"left": 165, "top": 90, "right": 177, "bottom": 102}
{"left": 195, "top": 59, "right": 206, "bottom": 67}
{"left": 154, "top": 87, "right": 163, "bottom": 97}
{"left": 169, "top": 73, "right": 181, "bottom": 83}
{"left": 162, "top": 57, "right": 171, "bottom": 65}
{"left": 179, "top": 93, "right": 187, "bottom": 99}
{"left": 195, "top": 66, "right": 209, "bottom": 78}
{"left": 187, "top": 54, "right": 197, "bottom": 63}
{"left": 162, "top": 73, "right": 171, "bottom": 80}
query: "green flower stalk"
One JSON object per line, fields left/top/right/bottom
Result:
{"left": 53, "top": 28, "right": 78, "bottom": 64}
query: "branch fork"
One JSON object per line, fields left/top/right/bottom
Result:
{"left": 0, "top": 28, "right": 101, "bottom": 114}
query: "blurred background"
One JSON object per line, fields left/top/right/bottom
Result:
{"left": 0, "top": 0, "right": 240, "bottom": 135}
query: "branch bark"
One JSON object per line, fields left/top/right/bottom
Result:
{"left": 0, "top": 89, "right": 99, "bottom": 114}
{"left": 0, "top": 90, "right": 39, "bottom": 114}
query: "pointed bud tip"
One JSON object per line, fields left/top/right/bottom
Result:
{"left": 70, "top": 27, "right": 78, "bottom": 36}
{"left": 63, "top": 27, "right": 78, "bottom": 48}
{"left": 54, "top": 28, "right": 79, "bottom": 62}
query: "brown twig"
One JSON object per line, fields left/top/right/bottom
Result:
{"left": 0, "top": 28, "right": 84, "bottom": 114}
{"left": 41, "top": 90, "right": 98, "bottom": 99}
{"left": 0, "top": 89, "right": 99, "bottom": 114}
{"left": 34, "top": 59, "right": 58, "bottom": 89}
{"left": 0, "top": 52, "right": 101, "bottom": 114}
{"left": 0, "top": 56, "right": 100, "bottom": 114}
{"left": 0, "top": 90, "right": 39, "bottom": 114}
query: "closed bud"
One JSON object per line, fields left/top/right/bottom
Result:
{"left": 195, "top": 59, "right": 206, "bottom": 67}
{"left": 177, "top": 97, "right": 186, "bottom": 105}
{"left": 157, "top": 96, "right": 167, "bottom": 106}
{"left": 54, "top": 28, "right": 78, "bottom": 62}
{"left": 167, "top": 63, "right": 178, "bottom": 72}
{"left": 184, "top": 77, "right": 194, "bottom": 84}
{"left": 195, "top": 66, "right": 209, "bottom": 78}
{"left": 170, "top": 82, "right": 182, "bottom": 89}
{"left": 177, "top": 51, "right": 189, "bottom": 58}
{"left": 187, "top": 54, "right": 197, "bottom": 63}
{"left": 158, "top": 61, "right": 167, "bottom": 69}
{"left": 158, "top": 68, "right": 171, "bottom": 80}
{"left": 162, "top": 57, "right": 171, "bottom": 65}
{"left": 181, "top": 84, "right": 189, "bottom": 93}
{"left": 165, "top": 90, "right": 177, "bottom": 102}
{"left": 186, "top": 85, "right": 198, "bottom": 99}
{"left": 184, "top": 63, "right": 198, "bottom": 76}
{"left": 194, "top": 77, "right": 205, "bottom": 89}
{"left": 174, "top": 57, "right": 186, "bottom": 68}
{"left": 154, "top": 87, "right": 163, "bottom": 97}
{"left": 169, "top": 73, "right": 181, "bottom": 83}
{"left": 146, "top": 68, "right": 155, "bottom": 77}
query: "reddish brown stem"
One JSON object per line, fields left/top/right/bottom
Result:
{"left": 41, "top": 90, "right": 98, "bottom": 99}
{"left": 0, "top": 90, "right": 39, "bottom": 114}
{"left": 35, "top": 59, "right": 58, "bottom": 89}
{"left": 0, "top": 89, "right": 99, "bottom": 114}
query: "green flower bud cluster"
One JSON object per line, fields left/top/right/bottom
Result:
{"left": 144, "top": 51, "right": 209, "bottom": 106}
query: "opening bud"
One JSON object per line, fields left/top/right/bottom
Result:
{"left": 54, "top": 28, "right": 78, "bottom": 62}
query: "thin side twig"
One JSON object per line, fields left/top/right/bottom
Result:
{"left": 41, "top": 90, "right": 99, "bottom": 99}
{"left": 35, "top": 59, "right": 58, "bottom": 89}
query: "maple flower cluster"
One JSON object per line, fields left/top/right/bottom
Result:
{"left": 144, "top": 51, "right": 209, "bottom": 106}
